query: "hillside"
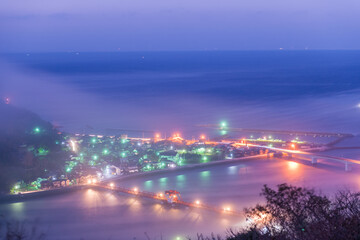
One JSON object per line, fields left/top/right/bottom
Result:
{"left": 0, "top": 102, "right": 69, "bottom": 193}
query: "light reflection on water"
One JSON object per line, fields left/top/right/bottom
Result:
{"left": 1, "top": 158, "right": 360, "bottom": 239}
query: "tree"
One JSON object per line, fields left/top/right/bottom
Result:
{"left": 228, "top": 184, "right": 360, "bottom": 240}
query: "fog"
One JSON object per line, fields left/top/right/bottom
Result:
{"left": 1, "top": 52, "right": 360, "bottom": 136}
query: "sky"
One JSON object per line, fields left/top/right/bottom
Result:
{"left": 0, "top": 0, "right": 360, "bottom": 52}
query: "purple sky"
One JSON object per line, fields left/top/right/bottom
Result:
{"left": 0, "top": 0, "right": 360, "bottom": 52}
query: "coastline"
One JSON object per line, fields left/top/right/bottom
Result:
{"left": 0, "top": 185, "right": 89, "bottom": 204}
{"left": 103, "top": 154, "right": 266, "bottom": 183}
{"left": 0, "top": 154, "right": 265, "bottom": 204}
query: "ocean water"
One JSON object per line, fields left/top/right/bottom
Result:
{"left": 1, "top": 51, "right": 360, "bottom": 239}
{"left": 1, "top": 51, "right": 360, "bottom": 136}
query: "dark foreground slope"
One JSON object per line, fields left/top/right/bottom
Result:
{"left": 0, "top": 102, "right": 68, "bottom": 193}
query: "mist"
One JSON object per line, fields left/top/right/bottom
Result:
{"left": 1, "top": 52, "right": 360, "bottom": 136}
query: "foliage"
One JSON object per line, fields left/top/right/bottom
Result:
{"left": 0, "top": 103, "right": 70, "bottom": 193}
{"left": 228, "top": 183, "right": 360, "bottom": 240}
{"left": 0, "top": 216, "right": 46, "bottom": 240}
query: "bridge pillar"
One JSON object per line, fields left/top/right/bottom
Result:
{"left": 267, "top": 152, "right": 270, "bottom": 158}
{"left": 288, "top": 153, "right": 292, "bottom": 159}
{"left": 345, "top": 162, "right": 351, "bottom": 172}
{"left": 311, "top": 157, "right": 317, "bottom": 165}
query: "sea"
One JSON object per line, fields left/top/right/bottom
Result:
{"left": 0, "top": 50, "right": 360, "bottom": 136}
{"left": 1, "top": 51, "right": 360, "bottom": 239}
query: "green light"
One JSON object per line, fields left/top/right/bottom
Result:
{"left": 220, "top": 121, "right": 227, "bottom": 128}
{"left": 202, "top": 156, "right": 208, "bottom": 162}
{"left": 103, "top": 149, "right": 109, "bottom": 155}
{"left": 66, "top": 167, "right": 71, "bottom": 172}
{"left": 121, "top": 152, "right": 126, "bottom": 157}
{"left": 93, "top": 155, "right": 98, "bottom": 160}
{"left": 34, "top": 127, "right": 40, "bottom": 133}
{"left": 14, "top": 184, "right": 20, "bottom": 190}
{"left": 91, "top": 138, "right": 97, "bottom": 144}
{"left": 198, "top": 147, "right": 205, "bottom": 153}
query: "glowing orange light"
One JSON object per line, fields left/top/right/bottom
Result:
{"left": 87, "top": 179, "right": 92, "bottom": 184}
{"left": 291, "top": 143, "right": 296, "bottom": 149}
{"left": 195, "top": 200, "right": 201, "bottom": 205}
{"left": 288, "top": 161, "right": 299, "bottom": 170}
{"left": 158, "top": 193, "right": 164, "bottom": 197}
{"left": 200, "top": 135, "right": 206, "bottom": 140}
{"left": 223, "top": 207, "right": 231, "bottom": 212}
{"left": 155, "top": 133, "right": 160, "bottom": 138}
{"left": 109, "top": 183, "right": 114, "bottom": 188}
{"left": 133, "top": 187, "right": 138, "bottom": 193}
{"left": 92, "top": 179, "right": 97, "bottom": 184}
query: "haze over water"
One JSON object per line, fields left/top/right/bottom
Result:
{"left": 1, "top": 50, "right": 360, "bottom": 239}
{"left": 1, "top": 51, "right": 360, "bottom": 136}
{"left": 1, "top": 158, "right": 360, "bottom": 239}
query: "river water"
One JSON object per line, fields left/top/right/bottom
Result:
{"left": 1, "top": 156, "right": 360, "bottom": 240}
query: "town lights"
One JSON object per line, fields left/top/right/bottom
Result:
{"left": 87, "top": 179, "right": 92, "bottom": 184}
{"left": 92, "top": 179, "right": 97, "bottom": 184}
{"left": 223, "top": 206, "right": 231, "bottom": 212}
{"left": 70, "top": 140, "right": 77, "bottom": 152}
{"left": 158, "top": 193, "right": 164, "bottom": 198}
{"left": 133, "top": 187, "right": 138, "bottom": 193}
{"left": 200, "top": 135, "right": 206, "bottom": 140}
{"left": 109, "top": 183, "right": 114, "bottom": 188}
{"left": 195, "top": 200, "right": 201, "bottom": 205}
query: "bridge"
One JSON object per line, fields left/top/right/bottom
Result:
{"left": 199, "top": 124, "right": 354, "bottom": 138}
{"left": 241, "top": 143, "right": 360, "bottom": 172}
{"left": 90, "top": 181, "right": 241, "bottom": 216}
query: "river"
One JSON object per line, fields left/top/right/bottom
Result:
{"left": 1, "top": 156, "right": 360, "bottom": 240}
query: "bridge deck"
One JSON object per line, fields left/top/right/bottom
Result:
{"left": 93, "top": 183, "right": 241, "bottom": 216}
